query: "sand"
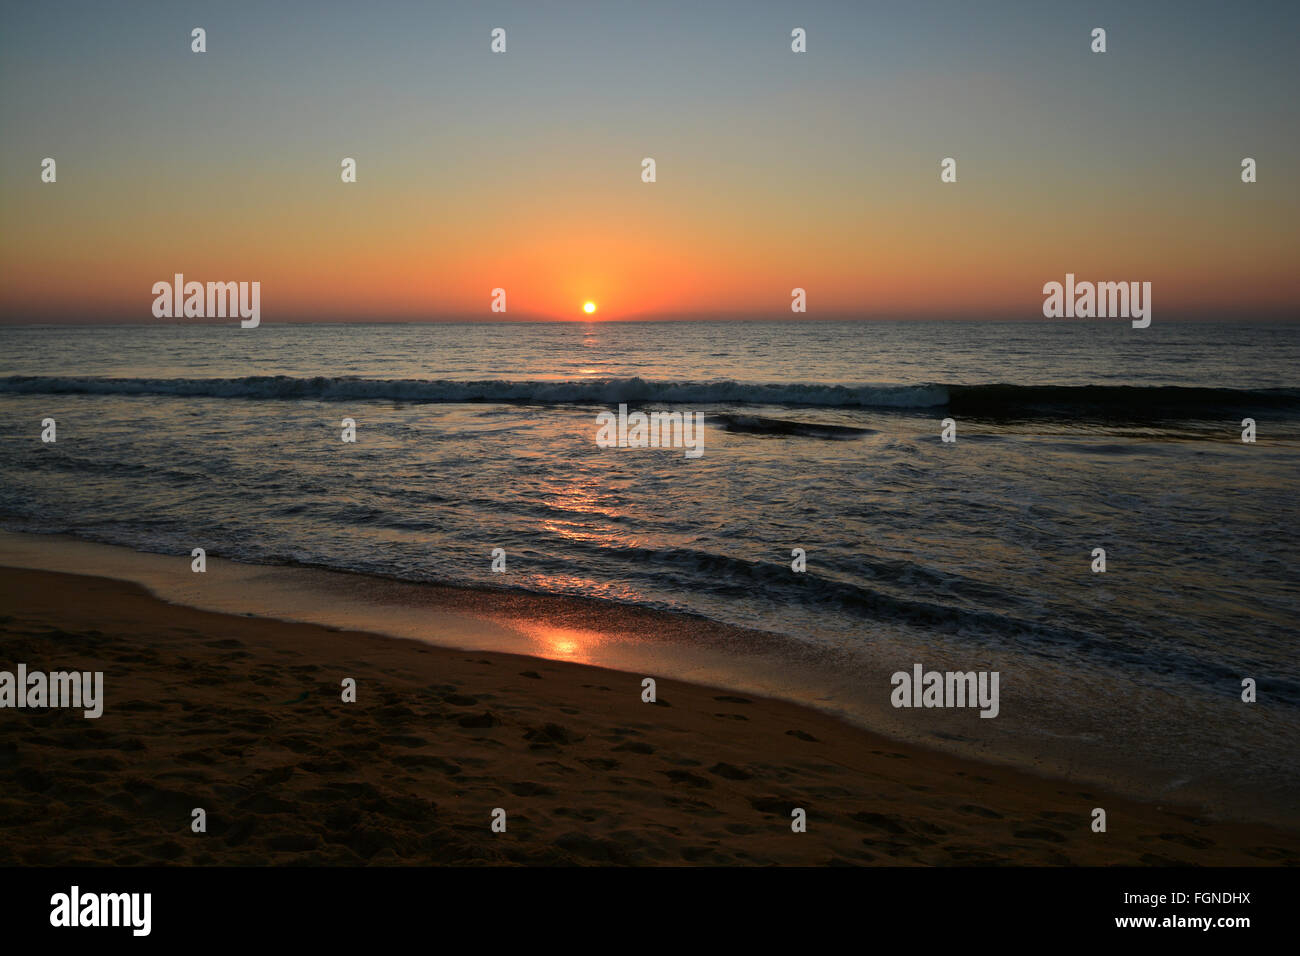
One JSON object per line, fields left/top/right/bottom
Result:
{"left": 0, "top": 565, "right": 1296, "bottom": 866}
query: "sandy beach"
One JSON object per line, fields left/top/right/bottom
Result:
{"left": 2, "top": 564, "right": 1296, "bottom": 866}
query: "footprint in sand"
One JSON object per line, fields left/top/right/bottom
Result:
{"left": 660, "top": 769, "right": 712, "bottom": 788}
{"left": 457, "top": 711, "right": 501, "bottom": 729}
{"left": 176, "top": 750, "right": 217, "bottom": 766}
{"left": 1012, "top": 827, "right": 1068, "bottom": 843}
{"left": 72, "top": 755, "right": 125, "bottom": 771}
{"left": 708, "top": 762, "right": 753, "bottom": 780}
{"left": 613, "top": 741, "right": 655, "bottom": 754}
{"left": 1158, "top": 832, "right": 1213, "bottom": 849}
{"left": 523, "top": 723, "right": 583, "bottom": 746}
{"left": 943, "top": 846, "right": 1001, "bottom": 864}
{"left": 508, "top": 781, "right": 555, "bottom": 796}
{"left": 390, "top": 754, "right": 461, "bottom": 776}
{"left": 146, "top": 841, "right": 186, "bottom": 861}
{"left": 118, "top": 700, "right": 166, "bottom": 713}
{"left": 853, "top": 811, "right": 907, "bottom": 834}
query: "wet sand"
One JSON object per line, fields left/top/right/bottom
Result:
{"left": 1, "top": 565, "right": 1296, "bottom": 866}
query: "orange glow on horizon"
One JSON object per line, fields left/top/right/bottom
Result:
{"left": 3, "top": 152, "right": 1297, "bottom": 322}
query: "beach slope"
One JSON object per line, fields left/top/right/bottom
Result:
{"left": 1, "top": 566, "right": 1295, "bottom": 866}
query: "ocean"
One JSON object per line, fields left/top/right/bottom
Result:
{"left": 2, "top": 319, "right": 1298, "bottom": 821}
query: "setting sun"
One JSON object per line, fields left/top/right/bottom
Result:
{"left": 583, "top": 301, "right": 596, "bottom": 314}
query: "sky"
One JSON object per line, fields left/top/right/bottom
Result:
{"left": 1, "top": 0, "right": 1297, "bottom": 322}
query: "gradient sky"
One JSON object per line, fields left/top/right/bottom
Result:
{"left": 1, "top": 0, "right": 1297, "bottom": 322}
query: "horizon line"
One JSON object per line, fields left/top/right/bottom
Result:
{"left": 5, "top": 313, "right": 1300, "bottom": 327}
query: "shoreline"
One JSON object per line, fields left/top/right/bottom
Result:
{"left": 0, "top": 529, "right": 1296, "bottom": 831}
{"left": 0, "top": 561, "right": 1297, "bottom": 864}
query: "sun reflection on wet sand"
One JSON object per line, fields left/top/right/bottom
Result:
{"left": 507, "top": 620, "right": 609, "bottom": 663}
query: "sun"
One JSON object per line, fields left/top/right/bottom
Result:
{"left": 583, "top": 301, "right": 597, "bottom": 314}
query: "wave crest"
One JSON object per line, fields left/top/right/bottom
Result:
{"left": 2, "top": 375, "right": 1296, "bottom": 416}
